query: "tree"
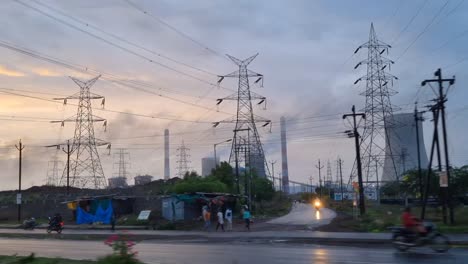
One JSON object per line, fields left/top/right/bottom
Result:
{"left": 209, "top": 162, "right": 235, "bottom": 190}
{"left": 183, "top": 171, "right": 199, "bottom": 180}
{"left": 252, "top": 176, "right": 275, "bottom": 202}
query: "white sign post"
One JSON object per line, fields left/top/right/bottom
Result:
{"left": 16, "top": 193, "right": 22, "bottom": 205}
{"left": 137, "top": 210, "right": 151, "bottom": 221}
{"left": 438, "top": 171, "right": 448, "bottom": 187}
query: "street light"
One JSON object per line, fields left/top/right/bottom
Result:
{"left": 214, "top": 139, "right": 232, "bottom": 168}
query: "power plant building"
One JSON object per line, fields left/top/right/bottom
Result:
{"left": 134, "top": 175, "right": 153, "bottom": 186}
{"left": 382, "top": 112, "right": 428, "bottom": 182}
{"left": 201, "top": 157, "right": 217, "bottom": 177}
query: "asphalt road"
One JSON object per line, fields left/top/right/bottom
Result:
{"left": 267, "top": 202, "right": 336, "bottom": 227}
{"left": 1, "top": 238, "right": 466, "bottom": 264}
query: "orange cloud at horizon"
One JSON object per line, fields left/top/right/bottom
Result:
{"left": 31, "top": 67, "right": 61, "bottom": 77}
{"left": 0, "top": 65, "right": 25, "bottom": 77}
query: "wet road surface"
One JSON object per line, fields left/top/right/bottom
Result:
{"left": 0, "top": 238, "right": 466, "bottom": 263}
{"left": 267, "top": 202, "right": 336, "bottom": 227}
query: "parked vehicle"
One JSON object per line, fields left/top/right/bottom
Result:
{"left": 22, "top": 217, "right": 37, "bottom": 230}
{"left": 47, "top": 215, "right": 64, "bottom": 234}
{"left": 389, "top": 221, "right": 450, "bottom": 253}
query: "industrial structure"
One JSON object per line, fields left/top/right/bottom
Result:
{"left": 176, "top": 141, "right": 191, "bottom": 178}
{"left": 382, "top": 113, "right": 428, "bottom": 181}
{"left": 201, "top": 157, "right": 217, "bottom": 177}
{"left": 215, "top": 54, "right": 271, "bottom": 179}
{"left": 352, "top": 23, "right": 399, "bottom": 185}
{"left": 108, "top": 148, "right": 130, "bottom": 188}
{"left": 164, "top": 129, "right": 170, "bottom": 181}
{"left": 280, "top": 116, "right": 290, "bottom": 193}
{"left": 52, "top": 75, "right": 110, "bottom": 189}
{"left": 46, "top": 157, "right": 63, "bottom": 186}
{"left": 134, "top": 175, "right": 153, "bottom": 186}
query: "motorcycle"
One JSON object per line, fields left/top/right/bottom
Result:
{"left": 389, "top": 221, "right": 450, "bottom": 253}
{"left": 47, "top": 216, "right": 64, "bottom": 234}
{"left": 22, "top": 217, "right": 38, "bottom": 230}
{"left": 314, "top": 199, "right": 321, "bottom": 211}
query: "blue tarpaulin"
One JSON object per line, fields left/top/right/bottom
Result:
{"left": 76, "top": 200, "right": 113, "bottom": 224}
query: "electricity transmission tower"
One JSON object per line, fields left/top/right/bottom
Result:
{"left": 353, "top": 23, "right": 399, "bottom": 185}
{"left": 176, "top": 141, "right": 191, "bottom": 178}
{"left": 52, "top": 75, "right": 110, "bottom": 189}
{"left": 109, "top": 148, "right": 130, "bottom": 188}
{"left": 214, "top": 54, "right": 271, "bottom": 180}
{"left": 46, "top": 157, "right": 63, "bottom": 186}
{"left": 326, "top": 160, "right": 333, "bottom": 188}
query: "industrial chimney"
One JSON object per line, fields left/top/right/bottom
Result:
{"left": 164, "top": 129, "right": 170, "bottom": 180}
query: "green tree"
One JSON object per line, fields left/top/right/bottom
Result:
{"left": 210, "top": 162, "right": 235, "bottom": 190}
{"left": 183, "top": 171, "right": 200, "bottom": 180}
{"left": 171, "top": 177, "right": 228, "bottom": 194}
{"left": 252, "top": 176, "right": 275, "bottom": 201}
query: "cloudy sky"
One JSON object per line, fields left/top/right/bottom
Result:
{"left": 0, "top": 0, "right": 467, "bottom": 190}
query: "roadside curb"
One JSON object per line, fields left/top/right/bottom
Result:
{"left": 1, "top": 232, "right": 467, "bottom": 246}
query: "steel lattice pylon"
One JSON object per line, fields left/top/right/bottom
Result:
{"left": 325, "top": 160, "right": 333, "bottom": 188}
{"left": 215, "top": 54, "right": 271, "bottom": 178}
{"left": 176, "top": 141, "right": 191, "bottom": 178}
{"left": 352, "top": 23, "right": 399, "bottom": 185}
{"left": 53, "top": 75, "right": 109, "bottom": 189}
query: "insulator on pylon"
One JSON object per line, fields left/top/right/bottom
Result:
{"left": 380, "top": 49, "right": 385, "bottom": 55}
{"left": 213, "top": 122, "right": 220, "bottom": 128}
{"left": 217, "top": 76, "right": 224, "bottom": 84}
{"left": 216, "top": 99, "right": 223, "bottom": 105}
{"left": 61, "top": 121, "right": 65, "bottom": 127}
{"left": 103, "top": 120, "right": 107, "bottom": 131}
{"left": 63, "top": 99, "right": 67, "bottom": 105}
{"left": 101, "top": 98, "right": 105, "bottom": 108}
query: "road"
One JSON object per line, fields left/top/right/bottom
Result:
{"left": 0, "top": 238, "right": 467, "bottom": 263}
{"left": 267, "top": 202, "right": 336, "bottom": 227}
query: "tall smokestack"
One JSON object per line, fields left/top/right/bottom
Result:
{"left": 280, "top": 116, "right": 289, "bottom": 193}
{"left": 164, "top": 129, "right": 170, "bottom": 180}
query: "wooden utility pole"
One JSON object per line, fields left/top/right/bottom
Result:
{"left": 15, "top": 139, "right": 25, "bottom": 222}
{"left": 343, "top": 105, "right": 366, "bottom": 215}
{"left": 315, "top": 159, "right": 324, "bottom": 198}
{"left": 338, "top": 158, "right": 344, "bottom": 203}
{"left": 421, "top": 68, "right": 455, "bottom": 224}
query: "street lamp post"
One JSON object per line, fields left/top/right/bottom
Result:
{"left": 214, "top": 139, "right": 232, "bottom": 168}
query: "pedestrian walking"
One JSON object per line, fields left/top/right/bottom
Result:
{"left": 203, "top": 206, "right": 211, "bottom": 230}
{"left": 216, "top": 210, "right": 225, "bottom": 232}
{"left": 225, "top": 207, "right": 233, "bottom": 231}
{"left": 243, "top": 206, "right": 251, "bottom": 231}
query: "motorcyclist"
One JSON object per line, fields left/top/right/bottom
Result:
{"left": 402, "top": 207, "right": 426, "bottom": 236}
{"left": 50, "top": 213, "right": 63, "bottom": 227}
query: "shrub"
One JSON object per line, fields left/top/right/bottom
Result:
{"left": 98, "top": 232, "right": 142, "bottom": 264}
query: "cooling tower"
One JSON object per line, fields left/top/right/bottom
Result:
{"left": 164, "top": 129, "right": 170, "bottom": 180}
{"left": 280, "top": 116, "right": 290, "bottom": 193}
{"left": 382, "top": 112, "right": 428, "bottom": 182}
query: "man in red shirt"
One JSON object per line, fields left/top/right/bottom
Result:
{"left": 402, "top": 207, "right": 426, "bottom": 234}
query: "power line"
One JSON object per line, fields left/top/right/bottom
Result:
{"left": 395, "top": 0, "right": 450, "bottom": 61}
{"left": 0, "top": 40, "right": 232, "bottom": 114}
{"left": 390, "top": 0, "right": 428, "bottom": 45}
{"left": 123, "top": 0, "right": 226, "bottom": 59}
{"left": 32, "top": 0, "right": 217, "bottom": 77}
{"left": 14, "top": 0, "right": 233, "bottom": 92}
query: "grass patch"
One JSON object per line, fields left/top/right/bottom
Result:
{"left": 0, "top": 254, "right": 95, "bottom": 264}
{"left": 326, "top": 201, "right": 468, "bottom": 233}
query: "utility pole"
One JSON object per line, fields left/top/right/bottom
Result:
{"left": 62, "top": 140, "right": 74, "bottom": 195}
{"left": 421, "top": 68, "right": 456, "bottom": 224}
{"left": 338, "top": 158, "right": 344, "bottom": 203}
{"left": 270, "top": 160, "right": 277, "bottom": 187}
{"left": 343, "top": 105, "right": 366, "bottom": 215}
{"left": 414, "top": 104, "right": 425, "bottom": 204}
{"left": 309, "top": 176, "right": 313, "bottom": 193}
{"left": 315, "top": 159, "right": 324, "bottom": 198}
{"left": 15, "top": 139, "right": 24, "bottom": 222}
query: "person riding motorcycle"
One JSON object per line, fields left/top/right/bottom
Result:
{"left": 50, "top": 213, "right": 63, "bottom": 227}
{"left": 402, "top": 207, "right": 426, "bottom": 237}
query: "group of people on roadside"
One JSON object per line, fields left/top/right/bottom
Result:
{"left": 202, "top": 204, "right": 251, "bottom": 232}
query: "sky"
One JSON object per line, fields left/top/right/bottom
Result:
{"left": 0, "top": 0, "right": 467, "bottom": 190}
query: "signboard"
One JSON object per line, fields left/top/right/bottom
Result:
{"left": 437, "top": 171, "right": 448, "bottom": 187}
{"left": 16, "top": 193, "right": 22, "bottom": 205}
{"left": 137, "top": 210, "right": 151, "bottom": 221}
{"left": 334, "top": 193, "right": 343, "bottom": 201}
